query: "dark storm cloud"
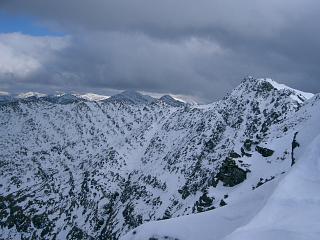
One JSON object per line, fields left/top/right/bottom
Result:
{"left": 1, "top": 0, "right": 320, "bottom": 101}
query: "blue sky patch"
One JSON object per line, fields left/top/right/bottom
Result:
{"left": 0, "top": 11, "right": 64, "bottom": 36}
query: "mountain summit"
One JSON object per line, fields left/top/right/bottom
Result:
{"left": 229, "top": 77, "right": 313, "bottom": 103}
{"left": 158, "top": 95, "right": 185, "bottom": 107}
{"left": 106, "top": 90, "right": 155, "bottom": 104}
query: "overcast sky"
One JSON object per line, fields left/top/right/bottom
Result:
{"left": 0, "top": 0, "right": 319, "bottom": 102}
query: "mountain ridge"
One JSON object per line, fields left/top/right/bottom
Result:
{"left": 0, "top": 77, "right": 318, "bottom": 239}
{"left": 121, "top": 89, "right": 320, "bottom": 240}
{"left": 0, "top": 90, "right": 190, "bottom": 106}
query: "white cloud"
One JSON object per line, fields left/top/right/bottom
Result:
{"left": 0, "top": 33, "right": 69, "bottom": 79}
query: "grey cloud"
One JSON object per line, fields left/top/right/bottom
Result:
{"left": 1, "top": 32, "right": 235, "bottom": 100}
{"left": 1, "top": 0, "right": 320, "bottom": 101}
{"left": 1, "top": 0, "right": 311, "bottom": 37}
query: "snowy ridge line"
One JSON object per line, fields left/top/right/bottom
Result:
{"left": 120, "top": 84, "right": 320, "bottom": 240}
{"left": 0, "top": 90, "right": 190, "bottom": 105}
{"left": 264, "top": 78, "right": 314, "bottom": 100}
{"left": 0, "top": 77, "right": 318, "bottom": 240}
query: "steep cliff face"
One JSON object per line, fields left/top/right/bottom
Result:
{"left": 0, "top": 77, "right": 315, "bottom": 239}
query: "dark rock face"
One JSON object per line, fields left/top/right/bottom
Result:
{"left": 193, "top": 192, "right": 215, "bottom": 213}
{"left": 217, "top": 158, "right": 247, "bottom": 187}
{"left": 219, "top": 199, "right": 227, "bottom": 207}
{"left": 258, "top": 81, "right": 275, "bottom": 92}
{"left": 243, "top": 139, "right": 253, "bottom": 151}
{"left": 291, "top": 132, "right": 300, "bottom": 166}
{"left": 255, "top": 146, "right": 274, "bottom": 157}
{"left": 241, "top": 147, "right": 252, "bottom": 157}
{"left": 229, "top": 151, "right": 241, "bottom": 158}
{"left": 252, "top": 176, "right": 275, "bottom": 190}
{"left": 178, "top": 186, "right": 191, "bottom": 200}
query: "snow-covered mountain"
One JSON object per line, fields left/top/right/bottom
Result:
{"left": 106, "top": 90, "right": 155, "bottom": 105}
{"left": 158, "top": 95, "right": 185, "bottom": 107}
{"left": 78, "top": 93, "right": 110, "bottom": 102}
{"left": 17, "top": 92, "right": 47, "bottom": 99}
{"left": 121, "top": 91, "right": 320, "bottom": 240}
{"left": 0, "top": 77, "right": 318, "bottom": 240}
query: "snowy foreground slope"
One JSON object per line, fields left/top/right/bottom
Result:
{"left": 0, "top": 77, "right": 319, "bottom": 239}
{"left": 121, "top": 94, "right": 320, "bottom": 240}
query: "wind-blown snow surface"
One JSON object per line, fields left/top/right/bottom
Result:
{"left": 0, "top": 77, "right": 319, "bottom": 239}
{"left": 121, "top": 93, "right": 320, "bottom": 240}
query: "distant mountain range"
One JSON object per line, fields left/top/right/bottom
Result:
{"left": 0, "top": 90, "right": 189, "bottom": 106}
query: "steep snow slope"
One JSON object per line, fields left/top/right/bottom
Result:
{"left": 120, "top": 181, "right": 278, "bottom": 240}
{"left": 121, "top": 94, "right": 320, "bottom": 240}
{"left": 0, "top": 77, "right": 316, "bottom": 239}
{"left": 264, "top": 78, "right": 314, "bottom": 103}
{"left": 224, "top": 94, "right": 320, "bottom": 240}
